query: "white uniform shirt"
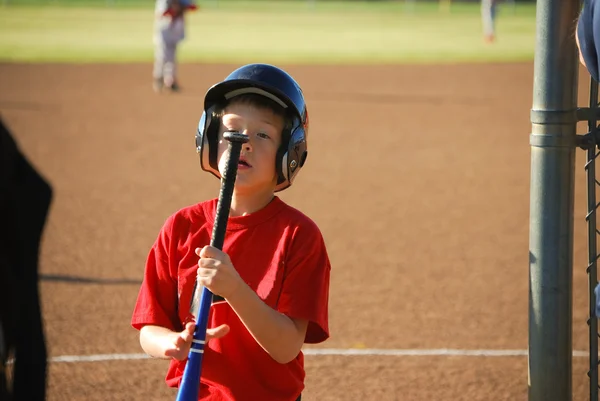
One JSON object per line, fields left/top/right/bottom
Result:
{"left": 154, "top": 0, "right": 185, "bottom": 45}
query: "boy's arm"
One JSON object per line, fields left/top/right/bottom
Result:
{"left": 196, "top": 246, "right": 309, "bottom": 364}
{"left": 226, "top": 285, "right": 308, "bottom": 364}
{"left": 140, "top": 323, "right": 230, "bottom": 361}
{"left": 140, "top": 324, "right": 194, "bottom": 360}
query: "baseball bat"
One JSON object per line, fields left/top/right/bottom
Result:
{"left": 176, "top": 131, "right": 249, "bottom": 401}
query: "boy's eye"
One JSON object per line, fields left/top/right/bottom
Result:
{"left": 257, "top": 132, "right": 270, "bottom": 139}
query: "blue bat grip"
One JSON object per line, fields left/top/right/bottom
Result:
{"left": 175, "top": 287, "right": 212, "bottom": 401}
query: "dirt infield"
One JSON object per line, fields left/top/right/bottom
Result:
{"left": 0, "top": 62, "right": 596, "bottom": 400}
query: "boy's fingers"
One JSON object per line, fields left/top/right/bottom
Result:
{"left": 200, "top": 245, "right": 225, "bottom": 259}
{"left": 195, "top": 247, "right": 202, "bottom": 256}
{"left": 198, "top": 246, "right": 232, "bottom": 265}
{"left": 206, "top": 324, "right": 230, "bottom": 340}
{"left": 198, "top": 258, "right": 214, "bottom": 269}
{"left": 180, "top": 323, "right": 195, "bottom": 341}
{"left": 175, "top": 334, "right": 187, "bottom": 347}
{"left": 165, "top": 349, "right": 186, "bottom": 361}
{"left": 199, "top": 245, "right": 212, "bottom": 258}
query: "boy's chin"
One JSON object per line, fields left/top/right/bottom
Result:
{"left": 232, "top": 179, "right": 277, "bottom": 195}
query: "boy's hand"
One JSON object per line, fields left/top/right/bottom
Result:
{"left": 164, "top": 322, "right": 230, "bottom": 361}
{"left": 196, "top": 246, "right": 243, "bottom": 299}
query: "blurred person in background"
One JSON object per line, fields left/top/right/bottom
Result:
{"left": 0, "top": 117, "right": 52, "bottom": 401}
{"left": 481, "top": 0, "right": 498, "bottom": 43}
{"left": 153, "top": 0, "right": 197, "bottom": 93}
{"left": 577, "top": 0, "right": 600, "bottom": 81}
{"left": 577, "top": 0, "right": 600, "bottom": 318}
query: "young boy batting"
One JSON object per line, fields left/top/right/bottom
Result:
{"left": 132, "top": 63, "right": 331, "bottom": 400}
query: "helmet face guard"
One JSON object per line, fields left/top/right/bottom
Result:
{"left": 195, "top": 64, "right": 309, "bottom": 192}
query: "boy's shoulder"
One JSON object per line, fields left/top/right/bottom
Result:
{"left": 276, "top": 198, "right": 323, "bottom": 234}
{"left": 163, "top": 199, "right": 215, "bottom": 228}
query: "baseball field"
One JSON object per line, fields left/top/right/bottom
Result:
{"left": 0, "top": 0, "right": 596, "bottom": 399}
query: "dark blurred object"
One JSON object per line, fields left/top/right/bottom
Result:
{"left": 0, "top": 117, "right": 52, "bottom": 401}
{"left": 578, "top": 0, "right": 600, "bottom": 82}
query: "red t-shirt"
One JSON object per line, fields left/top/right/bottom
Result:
{"left": 131, "top": 196, "right": 330, "bottom": 401}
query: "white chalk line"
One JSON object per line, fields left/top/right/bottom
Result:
{"left": 47, "top": 348, "right": 591, "bottom": 363}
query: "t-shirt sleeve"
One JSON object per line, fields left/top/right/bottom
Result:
{"left": 277, "top": 221, "right": 331, "bottom": 344}
{"left": 131, "top": 215, "right": 181, "bottom": 332}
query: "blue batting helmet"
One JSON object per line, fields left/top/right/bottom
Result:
{"left": 195, "top": 63, "right": 309, "bottom": 192}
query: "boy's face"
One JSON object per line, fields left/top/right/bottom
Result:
{"left": 217, "top": 101, "right": 284, "bottom": 195}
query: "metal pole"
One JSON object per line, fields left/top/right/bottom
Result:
{"left": 585, "top": 78, "right": 599, "bottom": 401}
{"left": 528, "top": 0, "right": 580, "bottom": 400}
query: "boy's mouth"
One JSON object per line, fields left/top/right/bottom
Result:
{"left": 238, "top": 158, "right": 251, "bottom": 168}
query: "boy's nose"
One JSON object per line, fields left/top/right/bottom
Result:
{"left": 242, "top": 133, "right": 252, "bottom": 151}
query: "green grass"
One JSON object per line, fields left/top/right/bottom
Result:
{"left": 0, "top": 1, "right": 537, "bottom": 64}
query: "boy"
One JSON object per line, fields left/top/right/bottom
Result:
{"left": 132, "top": 64, "right": 331, "bottom": 401}
{"left": 153, "top": 0, "right": 196, "bottom": 92}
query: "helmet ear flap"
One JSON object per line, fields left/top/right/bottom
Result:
{"left": 275, "top": 133, "right": 289, "bottom": 186}
{"left": 196, "top": 107, "right": 222, "bottom": 178}
{"left": 275, "top": 124, "right": 307, "bottom": 192}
